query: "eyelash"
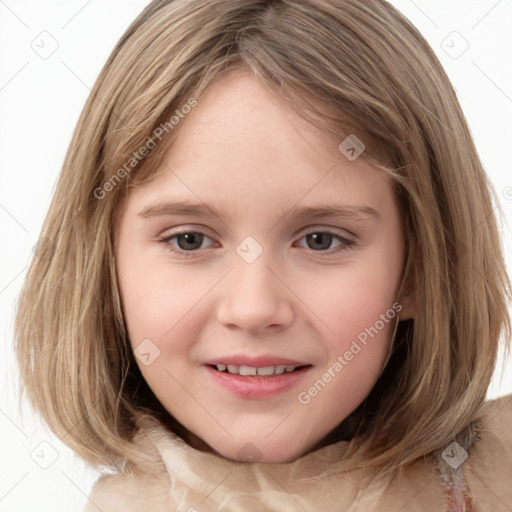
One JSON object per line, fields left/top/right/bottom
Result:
{"left": 157, "top": 228, "right": 356, "bottom": 258}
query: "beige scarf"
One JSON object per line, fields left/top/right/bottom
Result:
{"left": 85, "top": 394, "right": 512, "bottom": 511}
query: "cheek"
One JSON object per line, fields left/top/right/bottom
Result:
{"left": 117, "top": 260, "right": 211, "bottom": 401}
{"left": 292, "top": 243, "right": 402, "bottom": 375}
{"left": 294, "top": 268, "right": 399, "bottom": 416}
{"left": 299, "top": 266, "right": 399, "bottom": 340}
{"left": 117, "top": 250, "right": 223, "bottom": 351}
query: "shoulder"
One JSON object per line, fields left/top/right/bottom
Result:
{"left": 83, "top": 469, "right": 171, "bottom": 512}
{"left": 464, "top": 393, "right": 512, "bottom": 510}
{"left": 82, "top": 414, "right": 174, "bottom": 511}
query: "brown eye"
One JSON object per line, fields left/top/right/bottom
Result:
{"left": 297, "top": 230, "right": 355, "bottom": 252}
{"left": 305, "top": 232, "right": 334, "bottom": 251}
{"left": 159, "top": 231, "right": 214, "bottom": 254}
{"left": 174, "top": 232, "right": 205, "bottom": 251}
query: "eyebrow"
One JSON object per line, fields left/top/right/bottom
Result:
{"left": 137, "top": 200, "right": 380, "bottom": 222}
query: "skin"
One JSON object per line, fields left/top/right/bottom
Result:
{"left": 115, "top": 67, "right": 415, "bottom": 463}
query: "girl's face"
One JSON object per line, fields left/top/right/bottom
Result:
{"left": 115, "top": 68, "right": 413, "bottom": 463}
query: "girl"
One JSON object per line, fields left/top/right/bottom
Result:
{"left": 15, "top": 0, "right": 512, "bottom": 510}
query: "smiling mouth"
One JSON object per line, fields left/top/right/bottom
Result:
{"left": 209, "top": 363, "right": 311, "bottom": 376}
{"left": 206, "top": 363, "right": 313, "bottom": 398}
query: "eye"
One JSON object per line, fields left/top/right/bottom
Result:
{"left": 158, "top": 228, "right": 356, "bottom": 257}
{"left": 296, "top": 230, "right": 355, "bottom": 252}
{"left": 159, "top": 231, "right": 215, "bottom": 253}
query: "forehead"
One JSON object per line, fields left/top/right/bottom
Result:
{"left": 118, "top": 68, "right": 396, "bottom": 223}
{"left": 168, "top": 68, "right": 343, "bottom": 170}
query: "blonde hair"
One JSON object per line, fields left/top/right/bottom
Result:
{"left": 15, "top": 0, "right": 511, "bottom": 479}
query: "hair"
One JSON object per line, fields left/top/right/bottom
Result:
{"left": 15, "top": 0, "right": 511, "bottom": 480}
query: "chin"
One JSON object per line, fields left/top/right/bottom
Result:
{"left": 207, "top": 434, "right": 314, "bottom": 463}
{"left": 173, "top": 415, "right": 324, "bottom": 463}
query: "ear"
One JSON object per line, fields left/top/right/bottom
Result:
{"left": 396, "top": 265, "right": 417, "bottom": 320}
{"left": 397, "top": 290, "right": 416, "bottom": 320}
{"left": 396, "top": 245, "right": 417, "bottom": 320}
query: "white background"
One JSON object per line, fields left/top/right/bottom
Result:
{"left": 1, "top": 1, "right": 511, "bottom": 510}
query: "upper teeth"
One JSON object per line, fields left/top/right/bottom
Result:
{"left": 215, "top": 364, "right": 299, "bottom": 376}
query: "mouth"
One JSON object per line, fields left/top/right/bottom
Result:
{"left": 204, "top": 363, "right": 313, "bottom": 398}
{"left": 208, "top": 363, "right": 310, "bottom": 376}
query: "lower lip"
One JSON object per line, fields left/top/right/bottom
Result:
{"left": 204, "top": 365, "right": 312, "bottom": 399}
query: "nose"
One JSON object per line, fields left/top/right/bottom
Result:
{"left": 216, "top": 256, "right": 294, "bottom": 334}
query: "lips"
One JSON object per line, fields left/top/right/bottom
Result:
{"left": 203, "top": 354, "right": 313, "bottom": 398}
{"left": 214, "top": 363, "right": 302, "bottom": 376}
{"left": 204, "top": 355, "right": 310, "bottom": 377}
{"left": 204, "top": 355, "right": 308, "bottom": 368}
